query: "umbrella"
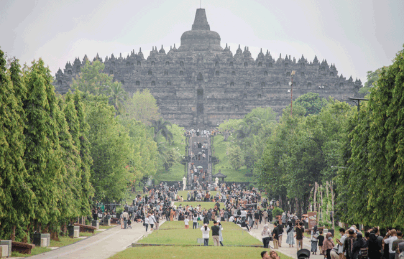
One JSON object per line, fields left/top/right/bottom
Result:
{"left": 197, "top": 166, "right": 203, "bottom": 169}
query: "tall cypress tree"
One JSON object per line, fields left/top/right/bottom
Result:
{"left": 54, "top": 96, "right": 81, "bottom": 235}
{"left": 0, "top": 50, "right": 34, "bottom": 241}
{"left": 23, "top": 59, "right": 63, "bottom": 231}
{"left": 73, "top": 91, "right": 94, "bottom": 216}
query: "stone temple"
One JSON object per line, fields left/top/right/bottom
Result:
{"left": 54, "top": 8, "right": 362, "bottom": 128}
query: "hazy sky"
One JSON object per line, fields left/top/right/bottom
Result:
{"left": 1, "top": 0, "right": 403, "bottom": 83}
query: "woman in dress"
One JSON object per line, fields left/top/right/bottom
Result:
{"left": 286, "top": 222, "right": 295, "bottom": 247}
{"left": 310, "top": 225, "right": 319, "bottom": 255}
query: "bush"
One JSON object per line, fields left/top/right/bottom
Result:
{"left": 272, "top": 207, "right": 284, "bottom": 216}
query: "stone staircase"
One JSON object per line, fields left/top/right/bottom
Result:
{"left": 186, "top": 132, "right": 213, "bottom": 189}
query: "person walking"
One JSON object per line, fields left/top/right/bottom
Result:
{"left": 201, "top": 223, "right": 210, "bottom": 246}
{"left": 144, "top": 215, "right": 149, "bottom": 232}
{"left": 278, "top": 223, "right": 284, "bottom": 248}
{"left": 154, "top": 212, "right": 159, "bottom": 230}
{"left": 286, "top": 222, "right": 295, "bottom": 247}
{"left": 120, "top": 212, "right": 124, "bottom": 229}
{"left": 148, "top": 213, "right": 156, "bottom": 231}
{"left": 311, "top": 225, "right": 319, "bottom": 255}
{"left": 281, "top": 212, "right": 287, "bottom": 228}
{"left": 211, "top": 220, "right": 221, "bottom": 246}
{"left": 122, "top": 210, "right": 129, "bottom": 229}
{"left": 295, "top": 222, "right": 304, "bottom": 251}
{"left": 218, "top": 221, "right": 224, "bottom": 246}
{"left": 263, "top": 210, "right": 268, "bottom": 224}
{"left": 261, "top": 224, "right": 271, "bottom": 248}
{"left": 272, "top": 222, "right": 279, "bottom": 249}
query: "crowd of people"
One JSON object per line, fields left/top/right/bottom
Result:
{"left": 99, "top": 180, "right": 404, "bottom": 259}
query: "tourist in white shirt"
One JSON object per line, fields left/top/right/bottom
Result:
{"left": 336, "top": 228, "right": 347, "bottom": 259}
{"left": 193, "top": 214, "right": 198, "bottom": 229}
{"left": 384, "top": 229, "right": 398, "bottom": 259}
{"left": 148, "top": 213, "right": 156, "bottom": 230}
{"left": 184, "top": 216, "right": 190, "bottom": 229}
{"left": 201, "top": 224, "right": 210, "bottom": 246}
{"left": 144, "top": 216, "right": 149, "bottom": 232}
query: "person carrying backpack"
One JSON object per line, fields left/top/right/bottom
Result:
{"left": 344, "top": 229, "right": 356, "bottom": 259}
{"left": 352, "top": 233, "right": 368, "bottom": 259}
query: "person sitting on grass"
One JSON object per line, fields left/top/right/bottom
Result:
{"left": 184, "top": 216, "right": 190, "bottom": 229}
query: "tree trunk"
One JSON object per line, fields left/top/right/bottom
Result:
{"left": 320, "top": 187, "right": 323, "bottom": 222}
{"left": 43, "top": 224, "right": 49, "bottom": 233}
{"left": 325, "top": 181, "right": 330, "bottom": 224}
{"left": 23, "top": 224, "right": 30, "bottom": 243}
{"left": 331, "top": 180, "right": 335, "bottom": 227}
{"left": 51, "top": 228, "right": 60, "bottom": 241}
{"left": 11, "top": 225, "right": 16, "bottom": 241}
{"left": 314, "top": 182, "right": 318, "bottom": 214}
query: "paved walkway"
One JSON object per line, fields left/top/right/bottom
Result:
{"left": 27, "top": 221, "right": 162, "bottom": 259}
{"left": 248, "top": 223, "right": 323, "bottom": 259}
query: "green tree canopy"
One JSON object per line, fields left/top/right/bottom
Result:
{"left": 121, "top": 89, "right": 160, "bottom": 126}
{"left": 72, "top": 60, "right": 121, "bottom": 96}
{"left": 0, "top": 50, "right": 34, "bottom": 241}
{"left": 337, "top": 46, "right": 404, "bottom": 227}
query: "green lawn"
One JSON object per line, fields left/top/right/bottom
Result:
{"left": 212, "top": 135, "right": 254, "bottom": 182}
{"left": 154, "top": 124, "right": 188, "bottom": 183}
{"left": 110, "top": 246, "right": 293, "bottom": 259}
{"left": 173, "top": 201, "right": 224, "bottom": 210}
{"left": 49, "top": 236, "right": 82, "bottom": 247}
{"left": 11, "top": 247, "right": 52, "bottom": 257}
{"left": 138, "top": 221, "right": 261, "bottom": 246}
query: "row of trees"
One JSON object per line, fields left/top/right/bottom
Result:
{"left": 73, "top": 60, "right": 183, "bottom": 176}
{"left": 255, "top": 46, "right": 404, "bottom": 227}
{"left": 0, "top": 50, "right": 94, "bottom": 241}
{"left": 336, "top": 47, "right": 404, "bottom": 227}
{"left": 0, "top": 50, "right": 180, "bottom": 242}
{"left": 255, "top": 94, "right": 348, "bottom": 219}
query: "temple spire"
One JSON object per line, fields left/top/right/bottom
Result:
{"left": 192, "top": 9, "right": 210, "bottom": 31}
